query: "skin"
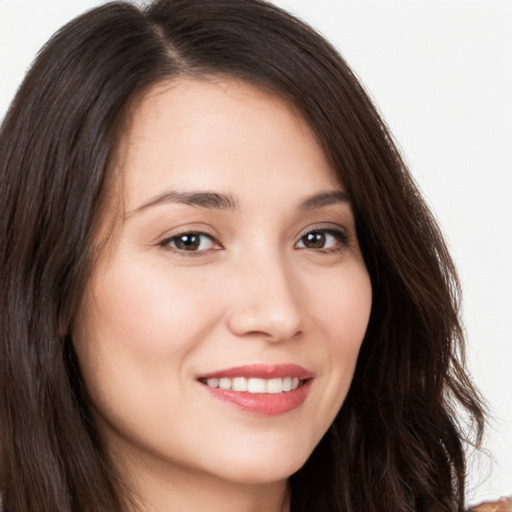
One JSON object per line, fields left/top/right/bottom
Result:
{"left": 73, "top": 78, "right": 372, "bottom": 512}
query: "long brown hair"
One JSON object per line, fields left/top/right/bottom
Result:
{"left": 0, "top": 1, "right": 485, "bottom": 511}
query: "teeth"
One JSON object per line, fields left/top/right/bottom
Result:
{"left": 282, "top": 377, "right": 292, "bottom": 392}
{"left": 206, "top": 378, "right": 219, "bottom": 388}
{"left": 247, "top": 378, "right": 266, "bottom": 393}
{"left": 219, "top": 377, "right": 231, "bottom": 390}
{"left": 232, "top": 377, "right": 248, "bottom": 392}
{"left": 266, "top": 378, "right": 282, "bottom": 394}
{"left": 204, "top": 377, "right": 302, "bottom": 393}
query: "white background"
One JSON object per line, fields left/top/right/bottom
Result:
{"left": 1, "top": 0, "right": 510, "bottom": 504}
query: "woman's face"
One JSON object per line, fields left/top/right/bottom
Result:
{"left": 73, "top": 78, "right": 372, "bottom": 490}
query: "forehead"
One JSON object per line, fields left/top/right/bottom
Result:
{"left": 115, "top": 77, "right": 340, "bottom": 210}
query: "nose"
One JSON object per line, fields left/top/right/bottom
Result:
{"left": 226, "top": 252, "right": 304, "bottom": 342}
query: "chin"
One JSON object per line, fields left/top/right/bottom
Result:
{"left": 214, "top": 459, "right": 306, "bottom": 486}
{"left": 201, "top": 435, "right": 315, "bottom": 486}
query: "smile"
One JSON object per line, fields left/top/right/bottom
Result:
{"left": 197, "top": 364, "right": 313, "bottom": 415}
{"left": 203, "top": 376, "right": 301, "bottom": 393}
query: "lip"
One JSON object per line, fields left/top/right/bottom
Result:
{"left": 197, "top": 364, "right": 314, "bottom": 416}
{"left": 198, "top": 363, "right": 313, "bottom": 380}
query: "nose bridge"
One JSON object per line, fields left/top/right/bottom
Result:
{"left": 227, "top": 244, "right": 303, "bottom": 341}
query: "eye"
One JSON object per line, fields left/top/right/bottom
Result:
{"left": 295, "top": 229, "right": 348, "bottom": 251}
{"left": 159, "top": 232, "right": 219, "bottom": 252}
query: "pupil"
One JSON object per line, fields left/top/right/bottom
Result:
{"left": 304, "top": 232, "right": 325, "bottom": 248}
{"left": 176, "top": 234, "right": 200, "bottom": 250}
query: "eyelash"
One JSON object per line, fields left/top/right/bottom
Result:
{"left": 158, "top": 230, "right": 221, "bottom": 257}
{"left": 157, "top": 227, "right": 349, "bottom": 256}
{"left": 296, "top": 228, "right": 349, "bottom": 254}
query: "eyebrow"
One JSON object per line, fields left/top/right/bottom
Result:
{"left": 127, "top": 188, "right": 349, "bottom": 217}
{"left": 127, "top": 190, "right": 239, "bottom": 217}
{"left": 298, "top": 190, "right": 350, "bottom": 211}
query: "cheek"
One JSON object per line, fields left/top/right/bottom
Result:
{"left": 331, "top": 266, "right": 371, "bottom": 373}
{"left": 79, "top": 259, "right": 221, "bottom": 362}
{"left": 304, "top": 262, "right": 372, "bottom": 423}
{"left": 308, "top": 260, "right": 372, "bottom": 350}
{"left": 72, "top": 259, "right": 223, "bottom": 423}
{"left": 72, "top": 259, "right": 220, "bottom": 437}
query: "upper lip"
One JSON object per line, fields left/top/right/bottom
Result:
{"left": 197, "top": 364, "right": 314, "bottom": 380}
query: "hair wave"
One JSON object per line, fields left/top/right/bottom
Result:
{"left": 0, "top": 1, "right": 485, "bottom": 511}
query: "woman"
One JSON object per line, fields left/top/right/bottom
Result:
{"left": 0, "top": 0, "right": 492, "bottom": 510}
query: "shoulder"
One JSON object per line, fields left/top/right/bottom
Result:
{"left": 468, "top": 497, "right": 512, "bottom": 512}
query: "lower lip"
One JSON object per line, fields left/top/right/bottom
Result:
{"left": 200, "top": 380, "right": 312, "bottom": 416}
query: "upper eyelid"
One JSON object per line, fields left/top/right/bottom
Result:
{"left": 158, "top": 227, "right": 219, "bottom": 244}
{"left": 156, "top": 222, "right": 350, "bottom": 247}
{"left": 296, "top": 228, "right": 348, "bottom": 241}
{"left": 158, "top": 232, "right": 223, "bottom": 256}
{"left": 162, "top": 233, "right": 216, "bottom": 244}
{"left": 296, "top": 223, "right": 348, "bottom": 238}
